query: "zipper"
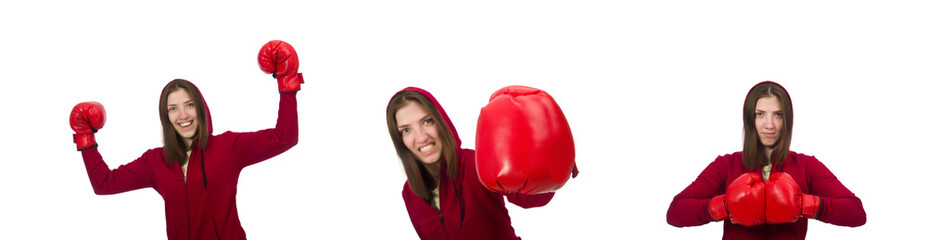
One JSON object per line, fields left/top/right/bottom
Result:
{"left": 185, "top": 174, "right": 192, "bottom": 239}
{"left": 439, "top": 179, "right": 450, "bottom": 240}
{"left": 440, "top": 210, "right": 450, "bottom": 240}
{"left": 440, "top": 160, "right": 453, "bottom": 240}
{"left": 184, "top": 147, "right": 196, "bottom": 239}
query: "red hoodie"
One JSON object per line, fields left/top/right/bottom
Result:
{"left": 396, "top": 87, "right": 555, "bottom": 240}
{"left": 666, "top": 151, "right": 866, "bottom": 239}
{"left": 80, "top": 83, "right": 298, "bottom": 240}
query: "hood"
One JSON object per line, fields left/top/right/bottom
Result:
{"left": 160, "top": 79, "right": 214, "bottom": 141}
{"left": 391, "top": 87, "right": 462, "bottom": 151}
{"left": 743, "top": 80, "right": 794, "bottom": 166}
{"left": 160, "top": 79, "right": 214, "bottom": 189}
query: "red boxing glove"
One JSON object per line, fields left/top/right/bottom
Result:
{"left": 766, "top": 172, "right": 820, "bottom": 224}
{"left": 475, "top": 86, "right": 576, "bottom": 194}
{"left": 258, "top": 40, "right": 304, "bottom": 92}
{"left": 725, "top": 173, "right": 766, "bottom": 226}
{"left": 70, "top": 101, "right": 106, "bottom": 151}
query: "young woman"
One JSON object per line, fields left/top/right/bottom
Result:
{"left": 666, "top": 81, "right": 866, "bottom": 239}
{"left": 386, "top": 87, "right": 560, "bottom": 240}
{"left": 69, "top": 41, "right": 303, "bottom": 240}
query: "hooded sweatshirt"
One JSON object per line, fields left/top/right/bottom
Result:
{"left": 666, "top": 152, "right": 866, "bottom": 239}
{"left": 666, "top": 82, "right": 865, "bottom": 239}
{"left": 80, "top": 82, "right": 298, "bottom": 240}
{"left": 395, "top": 87, "right": 555, "bottom": 240}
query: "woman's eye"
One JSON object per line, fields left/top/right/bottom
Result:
{"left": 755, "top": 112, "right": 764, "bottom": 117}
{"left": 400, "top": 128, "right": 409, "bottom": 134}
{"left": 186, "top": 103, "right": 194, "bottom": 108}
{"left": 169, "top": 107, "right": 176, "bottom": 112}
{"left": 424, "top": 119, "right": 433, "bottom": 125}
{"left": 775, "top": 113, "right": 783, "bottom": 118}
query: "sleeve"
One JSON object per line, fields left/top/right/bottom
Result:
{"left": 232, "top": 92, "right": 299, "bottom": 168}
{"left": 805, "top": 156, "right": 866, "bottom": 227}
{"left": 666, "top": 155, "right": 728, "bottom": 227}
{"left": 81, "top": 147, "right": 154, "bottom": 195}
{"left": 504, "top": 192, "right": 555, "bottom": 208}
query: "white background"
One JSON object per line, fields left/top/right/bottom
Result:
{"left": 1, "top": 1, "right": 925, "bottom": 239}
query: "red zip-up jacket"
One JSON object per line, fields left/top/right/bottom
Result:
{"left": 397, "top": 87, "right": 555, "bottom": 240}
{"left": 80, "top": 84, "right": 298, "bottom": 240}
{"left": 667, "top": 151, "right": 866, "bottom": 239}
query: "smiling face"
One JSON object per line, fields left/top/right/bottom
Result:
{"left": 754, "top": 95, "right": 783, "bottom": 150}
{"left": 395, "top": 101, "right": 444, "bottom": 165}
{"left": 167, "top": 89, "right": 198, "bottom": 147}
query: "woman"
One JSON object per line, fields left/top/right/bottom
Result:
{"left": 666, "top": 81, "right": 866, "bottom": 239}
{"left": 69, "top": 41, "right": 303, "bottom": 239}
{"left": 386, "top": 87, "right": 557, "bottom": 240}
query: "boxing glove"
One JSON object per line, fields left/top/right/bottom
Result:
{"left": 258, "top": 40, "right": 304, "bottom": 92}
{"left": 724, "top": 173, "right": 766, "bottom": 226}
{"left": 475, "top": 86, "right": 575, "bottom": 194}
{"left": 766, "top": 172, "right": 820, "bottom": 224}
{"left": 70, "top": 101, "right": 106, "bottom": 151}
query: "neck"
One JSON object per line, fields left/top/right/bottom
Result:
{"left": 423, "top": 160, "right": 442, "bottom": 184}
{"left": 764, "top": 147, "right": 774, "bottom": 163}
{"left": 183, "top": 138, "right": 194, "bottom": 150}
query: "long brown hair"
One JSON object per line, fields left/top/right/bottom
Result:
{"left": 159, "top": 79, "right": 209, "bottom": 165}
{"left": 386, "top": 90, "right": 458, "bottom": 200}
{"left": 742, "top": 81, "right": 793, "bottom": 171}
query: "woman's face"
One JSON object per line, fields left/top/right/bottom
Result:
{"left": 754, "top": 95, "right": 783, "bottom": 149}
{"left": 167, "top": 89, "right": 199, "bottom": 145}
{"left": 395, "top": 101, "right": 443, "bottom": 165}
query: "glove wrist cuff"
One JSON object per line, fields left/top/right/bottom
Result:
{"left": 277, "top": 73, "right": 304, "bottom": 92}
{"left": 708, "top": 194, "right": 729, "bottom": 222}
{"left": 801, "top": 194, "right": 820, "bottom": 219}
{"left": 73, "top": 133, "right": 96, "bottom": 151}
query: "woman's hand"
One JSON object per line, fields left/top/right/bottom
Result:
{"left": 70, "top": 101, "right": 106, "bottom": 151}
{"left": 475, "top": 86, "right": 575, "bottom": 194}
{"left": 766, "top": 172, "right": 820, "bottom": 224}
{"left": 258, "top": 40, "right": 304, "bottom": 92}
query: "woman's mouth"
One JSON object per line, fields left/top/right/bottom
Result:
{"left": 419, "top": 143, "right": 435, "bottom": 155}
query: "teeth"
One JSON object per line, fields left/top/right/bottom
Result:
{"left": 179, "top": 122, "right": 192, "bottom": 127}
{"left": 419, "top": 144, "right": 433, "bottom": 153}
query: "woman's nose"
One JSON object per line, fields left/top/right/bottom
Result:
{"left": 413, "top": 128, "right": 428, "bottom": 142}
{"left": 763, "top": 117, "right": 774, "bottom": 129}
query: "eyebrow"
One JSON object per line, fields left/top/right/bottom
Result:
{"left": 167, "top": 100, "right": 194, "bottom": 107}
{"left": 754, "top": 109, "right": 782, "bottom": 113}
